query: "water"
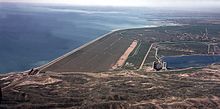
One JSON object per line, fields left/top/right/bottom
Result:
{"left": 163, "top": 55, "right": 220, "bottom": 69}
{"left": 0, "top": 3, "right": 216, "bottom": 73}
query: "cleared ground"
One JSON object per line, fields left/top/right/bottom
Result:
{"left": 112, "top": 40, "right": 138, "bottom": 69}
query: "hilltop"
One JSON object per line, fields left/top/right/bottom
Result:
{"left": 1, "top": 65, "right": 220, "bottom": 108}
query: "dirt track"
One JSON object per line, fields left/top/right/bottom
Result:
{"left": 112, "top": 40, "right": 138, "bottom": 69}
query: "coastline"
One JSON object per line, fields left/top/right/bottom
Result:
{"left": 0, "top": 27, "right": 150, "bottom": 75}
{"left": 38, "top": 29, "right": 122, "bottom": 72}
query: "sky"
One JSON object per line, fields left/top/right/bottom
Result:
{"left": 2, "top": 0, "right": 220, "bottom": 8}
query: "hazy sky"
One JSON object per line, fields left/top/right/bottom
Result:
{"left": 2, "top": 0, "right": 220, "bottom": 8}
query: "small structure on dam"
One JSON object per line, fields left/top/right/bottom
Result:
{"left": 208, "top": 43, "right": 218, "bottom": 55}
{"left": 152, "top": 47, "right": 167, "bottom": 71}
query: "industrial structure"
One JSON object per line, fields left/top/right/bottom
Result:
{"left": 152, "top": 46, "right": 167, "bottom": 71}
{"left": 205, "top": 28, "right": 220, "bottom": 55}
{"left": 208, "top": 43, "right": 218, "bottom": 55}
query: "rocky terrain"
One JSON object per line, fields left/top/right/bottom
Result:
{"left": 1, "top": 65, "right": 220, "bottom": 109}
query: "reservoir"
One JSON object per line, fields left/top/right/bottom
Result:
{"left": 162, "top": 55, "right": 220, "bottom": 69}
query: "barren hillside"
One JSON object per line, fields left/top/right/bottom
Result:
{"left": 1, "top": 65, "right": 220, "bottom": 109}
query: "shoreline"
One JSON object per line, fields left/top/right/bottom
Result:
{"left": 0, "top": 27, "right": 153, "bottom": 74}
{"left": 38, "top": 29, "right": 122, "bottom": 72}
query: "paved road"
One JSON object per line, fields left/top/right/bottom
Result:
{"left": 138, "top": 43, "right": 154, "bottom": 70}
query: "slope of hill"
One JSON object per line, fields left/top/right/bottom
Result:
{"left": 1, "top": 65, "right": 220, "bottom": 109}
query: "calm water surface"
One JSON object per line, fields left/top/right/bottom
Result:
{"left": 163, "top": 55, "right": 220, "bottom": 69}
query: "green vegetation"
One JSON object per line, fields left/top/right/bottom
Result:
{"left": 158, "top": 42, "right": 208, "bottom": 56}
{"left": 123, "top": 41, "right": 150, "bottom": 69}
{"left": 176, "top": 25, "right": 220, "bottom": 36}
{"left": 144, "top": 46, "right": 156, "bottom": 66}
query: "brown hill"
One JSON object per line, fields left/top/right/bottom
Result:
{"left": 1, "top": 65, "right": 220, "bottom": 109}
